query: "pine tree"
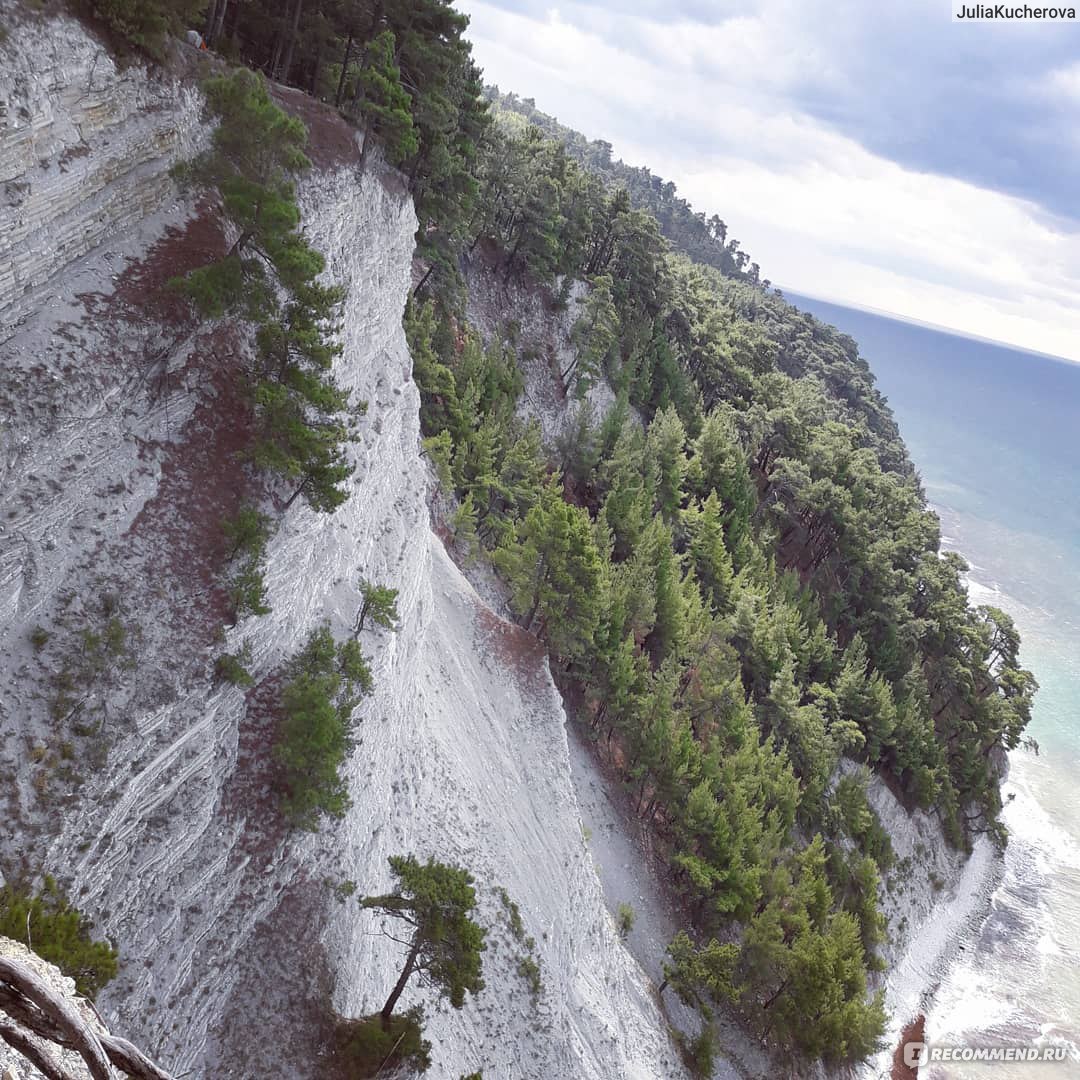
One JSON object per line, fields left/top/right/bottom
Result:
{"left": 273, "top": 625, "right": 372, "bottom": 829}
{"left": 644, "top": 405, "right": 688, "bottom": 521}
{"left": 0, "top": 878, "right": 118, "bottom": 1000}
{"left": 645, "top": 521, "right": 686, "bottom": 664}
{"left": 353, "top": 30, "right": 420, "bottom": 168}
{"left": 599, "top": 421, "right": 654, "bottom": 559}
{"left": 355, "top": 577, "right": 400, "bottom": 633}
{"left": 451, "top": 491, "right": 481, "bottom": 561}
{"left": 683, "top": 492, "right": 736, "bottom": 615}
{"left": 563, "top": 274, "right": 619, "bottom": 396}
{"left": 493, "top": 486, "right": 604, "bottom": 661}
{"left": 176, "top": 68, "right": 357, "bottom": 512}
{"left": 659, "top": 930, "right": 740, "bottom": 1017}
{"left": 834, "top": 635, "right": 897, "bottom": 761}
{"left": 361, "top": 855, "right": 486, "bottom": 1027}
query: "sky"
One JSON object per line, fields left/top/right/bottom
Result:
{"left": 458, "top": 0, "right": 1080, "bottom": 362}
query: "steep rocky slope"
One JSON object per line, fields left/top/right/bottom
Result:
{"left": 0, "top": 14, "right": 685, "bottom": 1079}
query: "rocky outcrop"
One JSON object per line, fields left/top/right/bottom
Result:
{"left": 0, "top": 14, "right": 202, "bottom": 331}
{"left": 858, "top": 770, "right": 1002, "bottom": 1079}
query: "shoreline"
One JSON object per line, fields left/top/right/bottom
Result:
{"left": 869, "top": 826, "right": 1007, "bottom": 1079}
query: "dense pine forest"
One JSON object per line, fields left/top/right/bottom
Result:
{"left": 52, "top": 0, "right": 1036, "bottom": 1070}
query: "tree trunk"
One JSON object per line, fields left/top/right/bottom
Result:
{"left": 334, "top": 31, "right": 353, "bottom": 107}
{"left": 760, "top": 977, "right": 789, "bottom": 1013}
{"left": 207, "top": 0, "right": 231, "bottom": 47}
{"left": 210, "top": 0, "right": 228, "bottom": 47}
{"left": 381, "top": 941, "right": 421, "bottom": 1027}
{"left": 277, "top": 0, "right": 304, "bottom": 83}
{"left": 503, "top": 234, "right": 524, "bottom": 281}
{"left": 0, "top": 959, "right": 113, "bottom": 1080}
{"left": 222, "top": 0, "right": 240, "bottom": 42}
{"left": 283, "top": 476, "right": 310, "bottom": 510}
{"left": 412, "top": 262, "right": 435, "bottom": 297}
{"left": 358, "top": 123, "right": 373, "bottom": 173}
{"left": 203, "top": 0, "right": 220, "bottom": 42}
{"left": 310, "top": 38, "right": 324, "bottom": 97}
{"left": 522, "top": 594, "right": 541, "bottom": 632}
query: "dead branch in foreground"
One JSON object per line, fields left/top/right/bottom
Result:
{"left": 0, "top": 957, "right": 173, "bottom": 1080}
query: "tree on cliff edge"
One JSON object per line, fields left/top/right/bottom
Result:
{"left": 361, "top": 855, "right": 486, "bottom": 1027}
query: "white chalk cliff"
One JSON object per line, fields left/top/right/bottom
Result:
{"left": 0, "top": 13, "right": 688, "bottom": 1079}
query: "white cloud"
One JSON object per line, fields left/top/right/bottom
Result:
{"left": 1045, "top": 60, "right": 1080, "bottom": 101}
{"left": 460, "top": 0, "right": 1080, "bottom": 362}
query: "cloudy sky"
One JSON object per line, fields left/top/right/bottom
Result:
{"left": 459, "top": 0, "right": 1080, "bottom": 361}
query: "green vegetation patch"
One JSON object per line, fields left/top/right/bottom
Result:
{"left": 336, "top": 1006, "right": 431, "bottom": 1077}
{"left": 273, "top": 625, "right": 372, "bottom": 830}
{"left": 0, "top": 876, "right": 118, "bottom": 999}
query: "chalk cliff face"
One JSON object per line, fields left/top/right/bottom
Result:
{"left": 0, "top": 16, "right": 686, "bottom": 1079}
{"left": 0, "top": 17, "right": 202, "bottom": 327}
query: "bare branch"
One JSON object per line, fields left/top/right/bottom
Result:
{"left": 0, "top": 958, "right": 112, "bottom": 1080}
{"left": 0, "top": 956, "right": 174, "bottom": 1080}
{"left": 0, "top": 1017, "right": 80, "bottom": 1080}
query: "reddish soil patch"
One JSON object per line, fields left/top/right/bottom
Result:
{"left": 124, "top": 325, "right": 259, "bottom": 638}
{"left": 219, "top": 668, "right": 290, "bottom": 852}
{"left": 893, "top": 1014, "right": 926, "bottom": 1080}
{"left": 433, "top": 520, "right": 454, "bottom": 547}
{"left": 115, "top": 199, "right": 229, "bottom": 323}
{"left": 58, "top": 143, "right": 91, "bottom": 170}
{"left": 474, "top": 602, "right": 550, "bottom": 696}
{"left": 268, "top": 83, "right": 361, "bottom": 170}
{"left": 77, "top": 199, "right": 228, "bottom": 329}
{"left": 211, "top": 873, "right": 340, "bottom": 1078}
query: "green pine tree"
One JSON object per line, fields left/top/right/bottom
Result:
{"left": 361, "top": 855, "right": 486, "bottom": 1027}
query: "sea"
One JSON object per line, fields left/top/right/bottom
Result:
{"left": 787, "top": 293, "right": 1080, "bottom": 1078}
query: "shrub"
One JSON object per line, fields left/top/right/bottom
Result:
{"left": 497, "top": 886, "right": 525, "bottom": 940}
{"left": 29, "top": 626, "right": 50, "bottom": 650}
{"left": 616, "top": 902, "right": 635, "bottom": 938}
{"left": 80, "top": 0, "right": 200, "bottom": 61}
{"left": 221, "top": 507, "right": 273, "bottom": 623}
{"left": 214, "top": 647, "right": 254, "bottom": 687}
{"left": 0, "top": 877, "right": 117, "bottom": 999}
{"left": 273, "top": 625, "right": 372, "bottom": 829}
{"left": 685, "top": 1029, "right": 716, "bottom": 1079}
{"left": 517, "top": 955, "right": 542, "bottom": 998}
{"left": 336, "top": 1007, "right": 431, "bottom": 1077}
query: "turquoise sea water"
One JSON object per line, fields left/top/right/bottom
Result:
{"left": 787, "top": 294, "right": 1080, "bottom": 1077}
